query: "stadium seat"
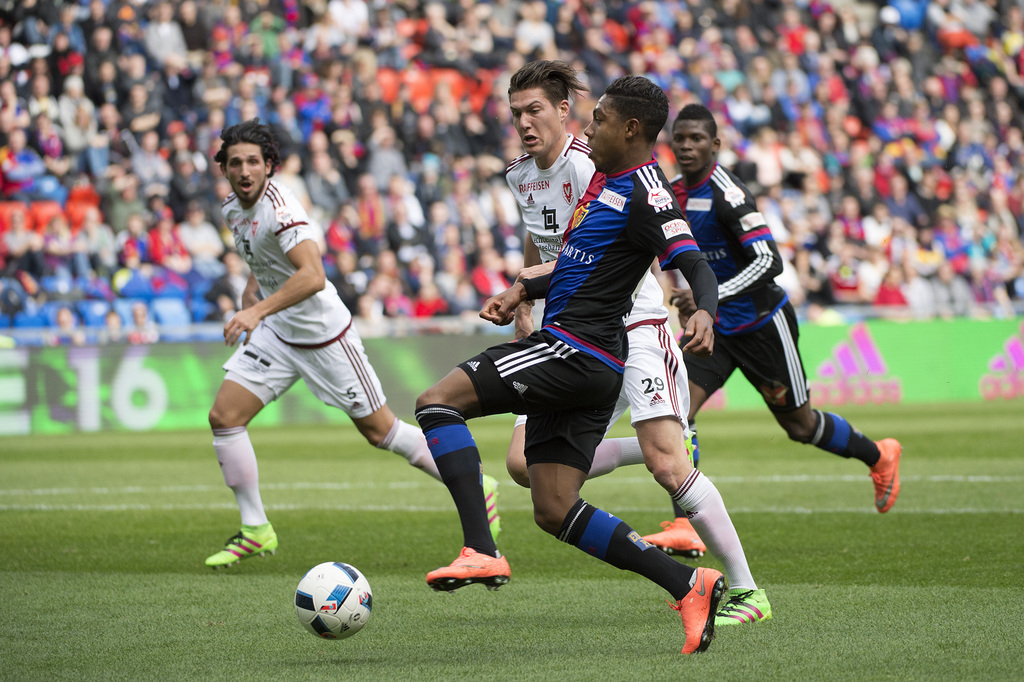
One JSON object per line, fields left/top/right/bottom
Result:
{"left": 151, "top": 296, "right": 192, "bottom": 342}
{"left": 12, "top": 309, "right": 48, "bottom": 328}
{"left": 77, "top": 299, "right": 112, "bottom": 328}
{"left": 0, "top": 201, "right": 31, "bottom": 232}
{"left": 377, "top": 67, "right": 401, "bottom": 104}
{"left": 40, "top": 275, "right": 76, "bottom": 298}
{"left": 66, "top": 183, "right": 101, "bottom": 208}
{"left": 30, "top": 201, "right": 66, "bottom": 233}
{"left": 113, "top": 298, "right": 149, "bottom": 326}
{"left": 40, "top": 300, "right": 75, "bottom": 327}
{"left": 189, "top": 296, "right": 215, "bottom": 323}
{"left": 151, "top": 296, "right": 191, "bottom": 326}
{"left": 65, "top": 201, "right": 93, "bottom": 233}
{"left": 0, "top": 313, "right": 9, "bottom": 328}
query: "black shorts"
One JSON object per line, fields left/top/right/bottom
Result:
{"left": 459, "top": 330, "right": 622, "bottom": 473}
{"left": 684, "top": 302, "right": 810, "bottom": 413}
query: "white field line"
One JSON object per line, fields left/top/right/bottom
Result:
{"left": 0, "top": 474, "right": 1020, "bottom": 498}
{"left": 0, "top": 474, "right": 1021, "bottom": 513}
{"left": 0, "top": 503, "right": 1020, "bottom": 514}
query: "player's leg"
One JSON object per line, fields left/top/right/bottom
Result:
{"left": 527, "top": 422, "right": 724, "bottom": 655}
{"left": 416, "top": 351, "right": 515, "bottom": 591}
{"left": 506, "top": 416, "right": 529, "bottom": 487}
{"left": 640, "top": 323, "right": 735, "bottom": 552}
{"left": 751, "top": 305, "right": 902, "bottom": 512}
{"left": 632, "top": 415, "right": 771, "bottom": 624}
{"left": 205, "top": 328, "right": 297, "bottom": 567}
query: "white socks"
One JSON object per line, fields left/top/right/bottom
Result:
{"left": 212, "top": 426, "right": 268, "bottom": 526}
{"left": 673, "top": 469, "right": 757, "bottom": 591}
{"left": 589, "top": 436, "right": 646, "bottom": 478}
{"left": 378, "top": 418, "right": 442, "bottom": 481}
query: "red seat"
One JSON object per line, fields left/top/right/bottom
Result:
{"left": 0, "top": 200, "right": 31, "bottom": 233}
{"left": 66, "top": 183, "right": 102, "bottom": 208}
{"left": 30, "top": 200, "right": 66, "bottom": 233}
{"left": 377, "top": 67, "right": 401, "bottom": 104}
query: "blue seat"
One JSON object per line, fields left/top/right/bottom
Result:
{"left": 151, "top": 296, "right": 192, "bottom": 341}
{"left": 13, "top": 310, "right": 49, "bottom": 328}
{"left": 113, "top": 298, "right": 148, "bottom": 326}
{"left": 77, "top": 299, "right": 112, "bottom": 327}
{"left": 151, "top": 296, "right": 192, "bottom": 326}
{"left": 0, "top": 313, "right": 9, "bottom": 328}
{"left": 41, "top": 301, "right": 77, "bottom": 327}
{"left": 40, "top": 275, "right": 75, "bottom": 297}
{"left": 190, "top": 297, "right": 215, "bottom": 323}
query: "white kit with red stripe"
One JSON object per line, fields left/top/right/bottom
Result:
{"left": 222, "top": 180, "right": 350, "bottom": 345}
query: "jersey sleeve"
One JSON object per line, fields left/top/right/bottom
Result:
{"left": 715, "top": 185, "right": 784, "bottom": 303}
{"left": 625, "top": 179, "right": 701, "bottom": 269}
{"left": 272, "top": 197, "right": 317, "bottom": 254}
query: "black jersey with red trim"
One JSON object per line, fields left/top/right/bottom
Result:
{"left": 541, "top": 160, "right": 701, "bottom": 371}
{"left": 670, "top": 163, "right": 786, "bottom": 335}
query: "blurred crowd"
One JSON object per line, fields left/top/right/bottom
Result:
{"left": 1, "top": 0, "right": 1023, "bottom": 346}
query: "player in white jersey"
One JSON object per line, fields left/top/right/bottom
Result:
{"left": 501, "top": 61, "right": 770, "bottom": 626}
{"left": 203, "top": 120, "right": 499, "bottom": 568}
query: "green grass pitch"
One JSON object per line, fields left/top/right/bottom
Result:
{"left": 1, "top": 401, "right": 1022, "bottom": 681}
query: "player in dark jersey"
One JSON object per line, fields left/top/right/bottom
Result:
{"left": 656, "top": 104, "right": 902, "bottom": 531}
{"left": 414, "top": 77, "right": 726, "bottom": 655}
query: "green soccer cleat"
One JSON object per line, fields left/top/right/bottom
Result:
{"left": 205, "top": 523, "right": 278, "bottom": 568}
{"left": 482, "top": 474, "right": 501, "bottom": 543}
{"left": 715, "top": 588, "right": 773, "bottom": 626}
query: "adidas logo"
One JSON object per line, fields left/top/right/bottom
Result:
{"left": 811, "top": 322, "right": 901, "bottom": 406}
{"left": 526, "top": 193, "right": 535, "bottom": 206}
{"left": 980, "top": 321, "right": 1024, "bottom": 400}
{"left": 649, "top": 392, "right": 665, "bottom": 406}
{"left": 512, "top": 381, "right": 528, "bottom": 395}
{"left": 467, "top": 361, "right": 480, "bottom": 372}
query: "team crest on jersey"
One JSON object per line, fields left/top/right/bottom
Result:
{"left": 647, "top": 186, "right": 674, "bottom": 209}
{"left": 562, "top": 182, "right": 573, "bottom": 205}
{"left": 597, "top": 188, "right": 626, "bottom": 211}
{"left": 569, "top": 201, "right": 589, "bottom": 230}
{"left": 724, "top": 186, "right": 745, "bottom": 207}
{"left": 250, "top": 220, "right": 259, "bottom": 237}
{"left": 275, "top": 205, "right": 294, "bottom": 226}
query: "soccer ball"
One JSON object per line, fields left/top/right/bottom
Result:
{"left": 294, "top": 562, "right": 373, "bottom": 639}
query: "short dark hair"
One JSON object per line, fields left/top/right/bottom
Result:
{"left": 509, "top": 59, "right": 588, "bottom": 107}
{"left": 674, "top": 103, "right": 718, "bottom": 138}
{"left": 602, "top": 76, "right": 669, "bottom": 144}
{"left": 214, "top": 118, "right": 281, "bottom": 176}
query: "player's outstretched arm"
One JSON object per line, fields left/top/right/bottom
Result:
{"left": 480, "top": 281, "right": 529, "bottom": 326}
{"left": 668, "top": 251, "right": 717, "bottom": 357}
{"left": 224, "top": 240, "right": 325, "bottom": 346}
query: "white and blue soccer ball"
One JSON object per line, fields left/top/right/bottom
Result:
{"left": 294, "top": 562, "right": 373, "bottom": 639}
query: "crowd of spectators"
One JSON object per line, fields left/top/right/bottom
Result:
{"left": 1, "top": 0, "right": 1023, "bottom": 346}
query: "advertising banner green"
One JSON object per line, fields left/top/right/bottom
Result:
{"left": 0, "top": 318, "right": 1020, "bottom": 435}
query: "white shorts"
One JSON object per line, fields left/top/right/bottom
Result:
{"left": 514, "top": 319, "right": 689, "bottom": 432}
{"left": 222, "top": 322, "right": 386, "bottom": 419}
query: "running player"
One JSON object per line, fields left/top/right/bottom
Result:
{"left": 502, "top": 61, "right": 770, "bottom": 626}
{"left": 415, "top": 76, "right": 727, "bottom": 654}
{"left": 641, "top": 105, "right": 901, "bottom": 570}
{"left": 204, "top": 119, "right": 499, "bottom": 568}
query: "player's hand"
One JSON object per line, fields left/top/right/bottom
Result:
{"left": 670, "top": 287, "right": 697, "bottom": 315}
{"left": 513, "top": 301, "right": 534, "bottom": 340}
{"left": 480, "top": 282, "right": 526, "bottom": 326}
{"left": 224, "top": 307, "right": 262, "bottom": 346}
{"left": 515, "top": 261, "right": 555, "bottom": 284}
{"left": 680, "top": 309, "right": 714, "bottom": 357}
